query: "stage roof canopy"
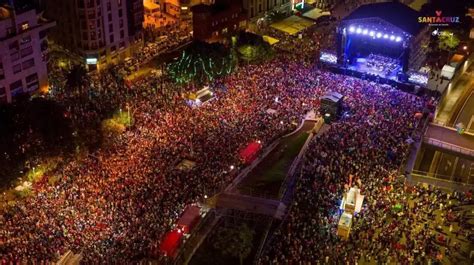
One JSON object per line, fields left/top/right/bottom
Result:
{"left": 343, "top": 2, "right": 422, "bottom": 36}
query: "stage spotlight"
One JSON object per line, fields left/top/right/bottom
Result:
{"left": 362, "top": 29, "right": 368, "bottom": 35}
{"left": 376, "top": 32, "right": 382, "bottom": 38}
{"left": 369, "top": 31, "right": 375, "bottom": 37}
{"left": 389, "top": 35, "right": 395, "bottom": 41}
{"left": 383, "top": 34, "right": 389, "bottom": 39}
{"left": 395, "top": 36, "right": 402, "bottom": 42}
{"left": 349, "top": 26, "right": 355, "bottom": 32}
{"left": 356, "top": 28, "right": 362, "bottom": 34}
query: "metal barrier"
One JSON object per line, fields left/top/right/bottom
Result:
{"left": 410, "top": 171, "right": 474, "bottom": 191}
{"left": 423, "top": 137, "right": 474, "bottom": 157}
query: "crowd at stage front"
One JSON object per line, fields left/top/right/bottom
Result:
{"left": 257, "top": 72, "right": 473, "bottom": 264}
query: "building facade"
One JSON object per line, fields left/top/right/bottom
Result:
{"left": 192, "top": 0, "right": 247, "bottom": 41}
{"left": 0, "top": 4, "right": 55, "bottom": 103}
{"left": 43, "top": 0, "right": 143, "bottom": 71}
{"left": 243, "top": 0, "right": 291, "bottom": 20}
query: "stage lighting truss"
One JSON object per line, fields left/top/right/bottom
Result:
{"left": 347, "top": 26, "right": 402, "bottom": 42}
{"left": 320, "top": 52, "right": 337, "bottom": 64}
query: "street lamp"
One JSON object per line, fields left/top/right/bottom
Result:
{"left": 463, "top": 45, "right": 468, "bottom": 50}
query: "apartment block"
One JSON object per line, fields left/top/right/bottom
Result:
{"left": 0, "top": 3, "right": 55, "bottom": 103}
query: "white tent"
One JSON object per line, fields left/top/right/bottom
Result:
{"left": 441, "top": 65, "right": 455, "bottom": 80}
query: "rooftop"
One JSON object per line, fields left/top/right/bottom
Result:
{"left": 343, "top": 2, "right": 423, "bottom": 36}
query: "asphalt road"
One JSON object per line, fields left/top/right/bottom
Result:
{"left": 455, "top": 90, "right": 474, "bottom": 133}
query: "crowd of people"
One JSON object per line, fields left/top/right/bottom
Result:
{"left": 1, "top": 4, "right": 472, "bottom": 264}
{"left": 0, "top": 46, "right": 336, "bottom": 262}
{"left": 258, "top": 72, "right": 473, "bottom": 264}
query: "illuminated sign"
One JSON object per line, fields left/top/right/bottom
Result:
{"left": 418, "top": 10, "right": 460, "bottom": 26}
{"left": 86, "top": 58, "right": 98, "bottom": 65}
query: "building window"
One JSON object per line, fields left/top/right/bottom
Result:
{"left": 27, "top": 81, "right": 39, "bottom": 91}
{"left": 22, "top": 58, "right": 35, "bottom": 70}
{"left": 20, "top": 36, "right": 31, "bottom": 45}
{"left": 0, "top": 86, "right": 5, "bottom": 96}
{"left": 120, "top": 30, "right": 124, "bottom": 39}
{"left": 9, "top": 41, "right": 19, "bottom": 51}
{"left": 109, "top": 24, "right": 113, "bottom": 32}
{"left": 13, "top": 63, "right": 22, "bottom": 73}
{"left": 10, "top": 80, "right": 23, "bottom": 91}
{"left": 26, "top": 73, "right": 38, "bottom": 84}
{"left": 109, "top": 34, "right": 114, "bottom": 43}
{"left": 20, "top": 46, "right": 33, "bottom": 58}
{"left": 118, "top": 9, "right": 123, "bottom": 18}
{"left": 10, "top": 52, "right": 20, "bottom": 61}
{"left": 20, "top": 22, "right": 29, "bottom": 31}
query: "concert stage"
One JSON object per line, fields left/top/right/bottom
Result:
{"left": 332, "top": 2, "right": 428, "bottom": 87}
{"left": 347, "top": 55, "right": 401, "bottom": 80}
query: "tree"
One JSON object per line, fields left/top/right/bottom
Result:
{"left": 267, "top": 10, "right": 287, "bottom": 23}
{"left": 438, "top": 31, "right": 460, "bottom": 51}
{"left": 212, "top": 223, "right": 255, "bottom": 265}
{"left": 0, "top": 97, "right": 73, "bottom": 189}
{"left": 236, "top": 31, "right": 273, "bottom": 63}
{"left": 167, "top": 41, "right": 236, "bottom": 85}
{"left": 66, "top": 65, "right": 89, "bottom": 94}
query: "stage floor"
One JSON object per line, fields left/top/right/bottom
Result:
{"left": 347, "top": 57, "right": 401, "bottom": 81}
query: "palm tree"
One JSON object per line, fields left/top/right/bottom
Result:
{"left": 213, "top": 223, "right": 255, "bottom": 265}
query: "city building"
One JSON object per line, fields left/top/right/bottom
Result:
{"left": 0, "top": 2, "right": 55, "bottom": 103}
{"left": 42, "top": 0, "right": 144, "bottom": 71}
{"left": 243, "top": 0, "right": 291, "bottom": 20}
{"left": 157, "top": 0, "right": 214, "bottom": 19}
{"left": 143, "top": 0, "right": 213, "bottom": 32}
{"left": 191, "top": 0, "right": 247, "bottom": 41}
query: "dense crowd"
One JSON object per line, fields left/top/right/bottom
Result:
{"left": 258, "top": 72, "right": 473, "bottom": 264}
{"left": 1, "top": 5, "right": 472, "bottom": 264}
{"left": 0, "top": 50, "right": 333, "bottom": 262}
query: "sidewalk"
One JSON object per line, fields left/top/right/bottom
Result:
{"left": 435, "top": 54, "right": 474, "bottom": 126}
